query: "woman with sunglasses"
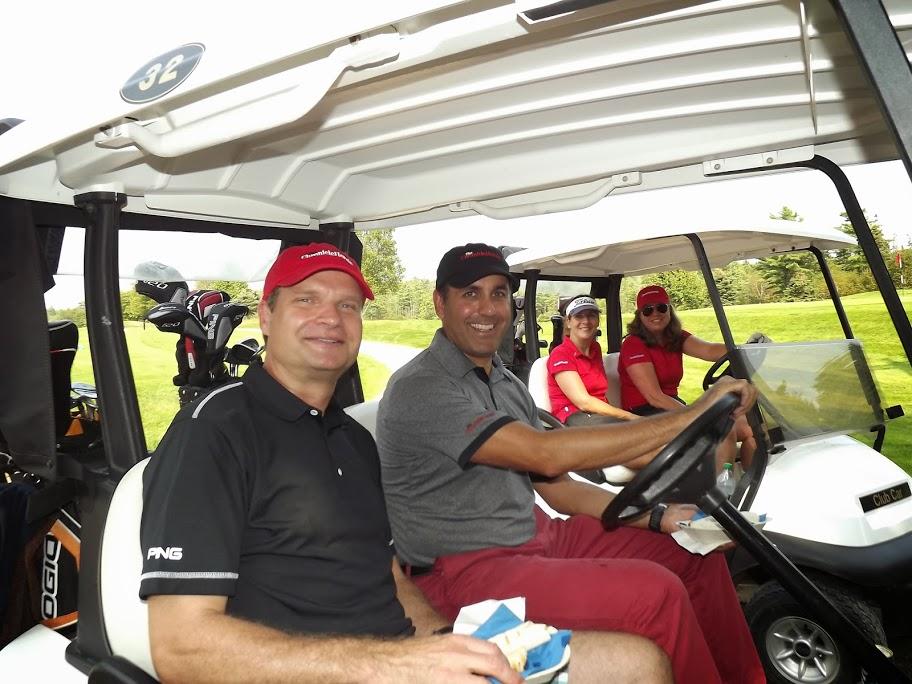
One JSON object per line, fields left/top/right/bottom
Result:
{"left": 619, "top": 285, "right": 756, "bottom": 468}
{"left": 546, "top": 294, "right": 637, "bottom": 426}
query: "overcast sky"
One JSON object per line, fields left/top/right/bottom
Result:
{"left": 5, "top": 3, "right": 912, "bottom": 307}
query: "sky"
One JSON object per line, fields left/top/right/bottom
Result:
{"left": 5, "top": 3, "right": 912, "bottom": 306}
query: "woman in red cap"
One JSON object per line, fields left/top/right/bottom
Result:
{"left": 619, "top": 285, "right": 755, "bottom": 469}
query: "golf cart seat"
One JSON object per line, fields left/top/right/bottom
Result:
{"left": 343, "top": 399, "right": 381, "bottom": 438}
{"left": 527, "top": 355, "right": 634, "bottom": 484}
{"left": 97, "top": 457, "right": 159, "bottom": 681}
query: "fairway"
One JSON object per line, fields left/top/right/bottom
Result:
{"left": 66, "top": 292, "right": 912, "bottom": 475}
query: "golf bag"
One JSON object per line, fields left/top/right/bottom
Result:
{"left": 140, "top": 283, "right": 251, "bottom": 406}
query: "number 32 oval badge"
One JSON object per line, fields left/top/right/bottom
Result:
{"left": 121, "top": 44, "right": 205, "bottom": 104}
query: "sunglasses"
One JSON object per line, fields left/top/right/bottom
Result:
{"left": 640, "top": 303, "right": 669, "bottom": 316}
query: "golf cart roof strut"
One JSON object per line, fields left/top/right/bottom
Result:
{"left": 826, "top": 0, "right": 912, "bottom": 366}
{"left": 523, "top": 269, "right": 540, "bottom": 363}
{"left": 76, "top": 193, "right": 147, "bottom": 478}
{"left": 809, "top": 245, "right": 854, "bottom": 340}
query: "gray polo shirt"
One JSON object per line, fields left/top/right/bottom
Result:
{"left": 377, "top": 329, "right": 538, "bottom": 566}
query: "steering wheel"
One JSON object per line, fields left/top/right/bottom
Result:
{"left": 601, "top": 393, "right": 739, "bottom": 530}
{"left": 703, "top": 334, "right": 772, "bottom": 390}
{"left": 702, "top": 352, "right": 732, "bottom": 390}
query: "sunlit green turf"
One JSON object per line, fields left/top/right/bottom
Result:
{"left": 67, "top": 292, "right": 912, "bottom": 471}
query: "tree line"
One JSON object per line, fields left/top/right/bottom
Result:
{"left": 46, "top": 212, "right": 911, "bottom": 326}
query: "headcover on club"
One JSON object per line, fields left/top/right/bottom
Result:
{"left": 134, "top": 261, "right": 185, "bottom": 282}
{"left": 206, "top": 302, "right": 249, "bottom": 354}
{"left": 186, "top": 289, "right": 231, "bottom": 324}
{"left": 136, "top": 280, "right": 189, "bottom": 305}
{"left": 145, "top": 302, "right": 192, "bottom": 332}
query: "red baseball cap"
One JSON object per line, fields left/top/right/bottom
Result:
{"left": 636, "top": 285, "right": 670, "bottom": 310}
{"left": 262, "top": 243, "right": 374, "bottom": 301}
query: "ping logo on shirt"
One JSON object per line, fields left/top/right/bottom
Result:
{"left": 147, "top": 546, "right": 183, "bottom": 560}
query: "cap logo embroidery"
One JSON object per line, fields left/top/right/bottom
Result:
{"left": 299, "top": 250, "right": 355, "bottom": 266}
{"left": 461, "top": 251, "right": 501, "bottom": 261}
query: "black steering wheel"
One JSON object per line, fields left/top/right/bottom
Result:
{"left": 601, "top": 393, "right": 739, "bottom": 529}
{"left": 702, "top": 352, "right": 732, "bottom": 390}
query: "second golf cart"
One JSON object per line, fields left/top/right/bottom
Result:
{"left": 507, "top": 219, "right": 912, "bottom": 683}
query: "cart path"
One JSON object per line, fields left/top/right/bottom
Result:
{"left": 358, "top": 340, "right": 422, "bottom": 373}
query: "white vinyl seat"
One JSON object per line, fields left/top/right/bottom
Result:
{"left": 99, "top": 457, "right": 158, "bottom": 680}
{"left": 528, "top": 354, "right": 635, "bottom": 484}
{"left": 343, "top": 399, "right": 381, "bottom": 438}
{"left": 602, "top": 352, "right": 622, "bottom": 409}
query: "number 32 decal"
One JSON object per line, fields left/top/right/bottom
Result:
{"left": 121, "top": 44, "right": 205, "bottom": 104}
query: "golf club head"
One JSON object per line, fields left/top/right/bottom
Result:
{"left": 186, "top": 289, "right": 231, "bottom": 326}
{"left": 206, "top": 302, "right": 249, "bottom": 354}
{"left": 226, "top": 338, "right": 261, "bottom": 364}
{"left": 135, "top": 279, "right": 190, "bottom": 305}
{"left": 145, "top": 302, "right": 192, "bottom": 333}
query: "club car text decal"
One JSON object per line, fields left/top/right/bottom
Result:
{"left": 121, "top": 43, "right": 205, "bottom": 104}
{"left": 858, "top": 481, "right": 911, "bottom": 513}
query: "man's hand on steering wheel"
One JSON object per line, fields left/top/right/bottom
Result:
{"left": 694, "top": 376, "right": 757, "bottom": 419}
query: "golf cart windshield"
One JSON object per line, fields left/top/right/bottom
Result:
{"left": 736, "top": 339, "right": 884, "bottom": 445}
{"left": 54, "top": 227, "right": 281, "bottom": 282}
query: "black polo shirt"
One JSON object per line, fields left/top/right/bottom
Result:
{"left": 139, "top": 364, "right": 413, "bottom": 637}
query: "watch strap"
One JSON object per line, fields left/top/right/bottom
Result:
{"left": 648, "top": 503, "right": 668, "bottom": 532}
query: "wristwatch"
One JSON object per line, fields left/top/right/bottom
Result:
{"left": 648, "top": 503, "right": 668, "bottom": 533}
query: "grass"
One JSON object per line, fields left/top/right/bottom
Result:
{"left": 69, "top": 323, "right": 393, "bottom": 451}
{"left": 669, "top": 291, "right": 912, "bottom": 474}
{"left": 66, "top": 293, "right": 912, "bottom": 473}
{"left": 362, "top": 319, "right": 441, "bottom": 347}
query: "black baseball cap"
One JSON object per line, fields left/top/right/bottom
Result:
{"left": 435, "top": 243, "right": 520, "bottom": 292}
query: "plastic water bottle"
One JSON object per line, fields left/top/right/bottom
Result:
{"left": 716, "top": 462, "right": 736, "bottom": 498}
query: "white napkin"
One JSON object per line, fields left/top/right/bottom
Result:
{"left": 453, "top": 597, "right": 526, "bottom": 635}
{"left": 672, "top": 512, "right": 767, "bottom": 555}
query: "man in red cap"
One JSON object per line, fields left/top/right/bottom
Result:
{"left": 140, "top": 243, "right": 522, "bottom": 683}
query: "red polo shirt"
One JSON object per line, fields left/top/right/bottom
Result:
{"left": 546, "top": 337, "right": 609, "bottom": 423}
{"left": 619, "top": 332, "right": 691, "bottom": 410}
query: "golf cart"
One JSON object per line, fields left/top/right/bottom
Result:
{"left": 2, "top": 1, "right": 912, "bottom": 682}
{"left": 507, "top": 219, "right": 912, "bottom": 682}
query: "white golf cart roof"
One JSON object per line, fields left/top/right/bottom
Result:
{"left": 1, "top": 0, "right": 911, "bottom": 230}
{"left": 506, "top": 218, "right": 856, "bottom": 276}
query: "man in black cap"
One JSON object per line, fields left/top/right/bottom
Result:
{"left": 376, "top": 243, "right": 765, "bottom": 684}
